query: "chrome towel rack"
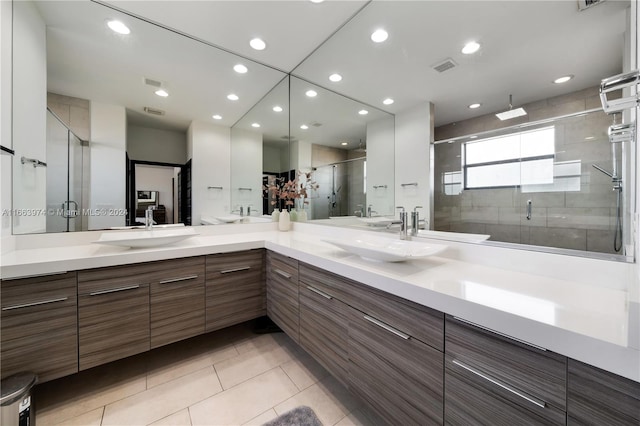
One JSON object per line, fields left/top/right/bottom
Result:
{"left": 21, "top": 156, "right": 47, "bottom": 168}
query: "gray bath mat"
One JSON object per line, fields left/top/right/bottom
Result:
{"left": 262, "top": 406, "right": 323, "bottom": 426}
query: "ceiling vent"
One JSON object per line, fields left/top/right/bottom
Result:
{"left": 143, "top": 77, "right": 163, "bottom": 88}
{"left": 432, "top": 58, "right": 457, "bottom": 73}
{"left": 143, "top": 106, "right": 165, "bottom": 116}
{"left": 578, "top": 0, "right": 606, "bottom": 11}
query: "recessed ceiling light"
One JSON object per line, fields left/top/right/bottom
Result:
{"left": 358, "top": 109, "right": 369, "bottom": 115}
{"left": 461, "top": 41, "right": 481, "bottom": 54}
{"left": 468, "top": 103, "right": 481, "bottom": 109}
{"left": 212, "top": 115, "right": 222, "bottom": 120}
{"left": 249, "top": 38, "right": 266, "bottom": 50}
{"left": 329, "top": 73, "right": 342, "bottom": 82}
{"left": 300, "top": 124, "right": 309, "bottom": 130}
{"left": 310, "top": 0, "right": 325, "bottom": 3}
{"left": 272, "top": 106, "right": 283, "bottom": 112}
{"left": 233, "top": 64, "right": 248, "bottom": 74}
{"left": 371, "top": 29, "right": 388, "bottom": 43}
{"left": 251, "top": 123, "right": 261, "bottom": 128}
{"left": 107, "top": 20, "right": 130, "bottom": 35}
{"left": 305, "top": 90, "right": 317, "bottom": 98}
{"left": 341, "top": 142, "right": 348, "bottom": 146}
{"left": 553, "top": 75, "right": 574, "bottom": 84}
{"left": 155, "top": 89, "right": 169, "bottom": 97}
{"left": 383, "top": 98, "right": 394, "bottom": 105}
{"left": 227, "top": 94, "right": 239, "bottom": 101}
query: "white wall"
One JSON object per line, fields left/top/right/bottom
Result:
{"left": 187, "top": 120, "right": 230, "bottom": 224}
{"left": 291, "top": 139, "right": 312, "bottom": 172}
{"left": 263, "top": 144, "right": 283, "bottom": 173}
{"left": 366, "top": 116, "right": 395, "bottom": 216}
{"left": 394, "top": 101, "right": 433, "bottom": 225}
{"left": 135, "top": 164, "right": 176, "bottom": 223}
{"left": 12, "top": 0, "right": 46, "bottom": 234}
{"left": 1, "top": 0, "right": 13, "bottom": 242}
{"left": 230, "top": 128, "right": 262, "bottom": 215}
{"left": 127, "top": 125, "right": 187, "bottom": 164}
{"left": 88, "top": 102, "right": 126, "bottom": 229}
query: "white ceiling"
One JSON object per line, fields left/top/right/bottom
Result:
{"left": 37, "top": 0, "right": 629, "bottom": 143}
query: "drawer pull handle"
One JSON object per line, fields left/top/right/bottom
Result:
{"left": 159, "top": 275, "right": 198, "bottom": 284}
{"left": 2, "top": 296, "right": 68, "bottom": 311}
{"left": 306, "top": 285, "right": 332, "bottom": 300}
{"left": 90, "top": 285, "right": 140, "bottom": 296}
{"left": 363, "top": 315, "right": 410, "bottom": 340}
{"left": 452, "top": 359, "right": 547, "bottom": 409}
{"left": 220, "top": 266, "right": 251, "bottom": 274}
{"left": 274, "top": 269, "right": 292, "bottom": 279}
{"left": 452, "top": 317, "right": 547, "bottom": 352}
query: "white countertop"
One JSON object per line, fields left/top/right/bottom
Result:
{"left": 1, "top": 222, "right": 639, "bottom": 382}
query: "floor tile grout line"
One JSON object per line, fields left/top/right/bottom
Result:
{"left": 279, "top": 361, "right": 304, "bottom": 393}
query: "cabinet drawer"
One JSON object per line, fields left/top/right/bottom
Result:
{"left": 445, "top": 355, "right": 566, "bottom": 425}
{"left": 348, "top": 307, "right": 444, "bottom": 425}
{"left": 445, "top": 316, "right": 567, "bottom": 411}
{"left": 78, "top": 265, "right": 150, "bottom": 371}
{"left": 299, "top": 284, "right": 349, "bottom": 386}
{"left": 205, "top": 250, "right": 265, "bottom": 332}
{"left": 151, "top": 257, "right": 205, "bottom": 348}
{"left": 300, "top": 263, "right": 443, "bottom": 350}
{"left": 267, "top": 251, "right": 299, "bottom": 283}
{"left": 1, "top": 272, "right": 78, "bottom": 382}
{"left": 567, "top": 359, "right": 640, "bottom": 425}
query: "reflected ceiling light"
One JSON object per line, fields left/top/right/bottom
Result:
{"left": 468, "top": 103, "right": 481, "bottom": 109}
{"left": 300, "top": 124, "right": 309, "bottom": 130}
{"left": 383, "top": 98, "right": 394, "bottom": 105}
{"left": 329, "top": 73, "right": 343, "bottom": 82}
{"left": 358, "top": 109, "right": 369, "bottom": 115}
{"left": 233, "top": 64, "right": 248, "bottom": 74}
{"left": 495, "top": 94, "right": 527, "bottom": 121}
{"left": 272, "top": 106, "right": 283, "bottom": 112}
{"left": 212, "top": 115, "right": 222, "bottom": 120}
{"left": 305, "top": 90, "right": 318, "bottom": 97}
{"left": 107, "top": 20, "right": 130, "bottom": 35}
{"left": 461, "top": 41, "right": 481, "bottom": 54}
{"left": 251, "top": 123, "right": 261, "bottom": 128}
{"left": 249, "top": 38, "right": 266, "bottom": 50}
{"left": 585, "top": 136, "right": 595, "bottom": 140}
{"left": 227, "top": 94, "right": 239, "bottom": 101}
{"left": 447, "top": 141, "right": 454, "bottom": 144}
{"left": 155, "top": 89, "right": 169, "bottom": 97}
{"left": 553, "top": 74, "right": 574, "bottom": 84}
{"left": 371, "top": 29, "right": 388, "bottom": 43}
{"left": 341, "top": 142, "right": 348, "bottom": 146}
{"left": 310, "top": 0, "right": 325, "bottom": 3}
{"left": 469, "top": 135, "right": 478, "bottom": 139}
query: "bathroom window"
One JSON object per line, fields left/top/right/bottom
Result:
{"left": 463, "top": 126, "right": 555, "bottom": 189}
{"left": 442, "top": 171, "right": 462, "bottom": 195}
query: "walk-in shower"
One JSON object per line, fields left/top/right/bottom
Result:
{"left": 310, "top": 157, "right": 366, "bottom": 220}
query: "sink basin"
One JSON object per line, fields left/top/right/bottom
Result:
{"left": 357, "top": 217, "right": 395, "bottom": 226}
{"left": 201, "top": 215, "right": 273, "bottom": 225}
{"left": 323, "top": 234, "right": 447, "bottom": 262}
{"left": 94, "top": 227, "right": 198, "bottom": 248}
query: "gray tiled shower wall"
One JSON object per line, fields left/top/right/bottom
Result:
{"left": 433, "top": 87, "right": 622, "bottom": 254}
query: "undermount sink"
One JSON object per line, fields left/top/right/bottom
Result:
{"left": 357, "top": 217, "right": 395, "bottom": 226}
{"left": 94, "top": 227, "right": 198, "bottom": 248}
{"left": 323, "top": 234, "right": 447, "bottom": 262}
{"left": 201, "top": 215, "right": 273, "bottom": 225}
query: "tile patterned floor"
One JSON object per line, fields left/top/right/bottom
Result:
{"left": 34, "top": 322, "right": 382, "bottom": 426}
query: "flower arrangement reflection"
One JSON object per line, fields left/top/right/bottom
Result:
{"left": 264, "top": 171, "right": 319, "bottom": 211}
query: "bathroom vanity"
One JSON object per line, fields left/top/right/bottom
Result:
{"left": 1, "top": 223, "right": 638, "bottom": 424}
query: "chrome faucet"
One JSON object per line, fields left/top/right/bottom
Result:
{"left": 246, "top": 204, "right": 253, "bottom": 217}
{"left": 355, "top": 204, "right": 365, "bottom": 217}
{"left": 391, "top": 206, "right": 409, "bottom": 240}
{"left": 145, "top": 206, "right": 155, "bottom": 230}
{"left": 411, "top": 206, "right": 423, "bottom": 237}
{"left": 367, "top": 204, "right": 377, "bottom": 218}
{"left": 231, "top": 206, "right": 244, "bottom": 217}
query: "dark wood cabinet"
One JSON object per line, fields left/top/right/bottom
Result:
{"left": 77, "top": 263, "right": 151, "bottom": 370}
{"left": 266, "top": 251, "right": 299, "bottom": 342}
{"left": 1, "top": 272, "right": 78, "bottom": 383}
{"left": 205, "top": 250, "right": 265, "bottom": 332}
{"left": 150, "top": 257, "right": 205, "bottom": 348}
{"left": 567, "top": 359, "right": 640, "bottom": 425}
{"left": 444, "top": 316, "right": 567, "bottom": 425}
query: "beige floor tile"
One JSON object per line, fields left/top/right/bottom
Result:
{"left": 274, "top": 376, "right": 361, "bottom": 426}
{"left": 189, "top": 367, "right": 298, "bottom": 426}
{"left": 102, "top": 366, "right": 222, "bottom": 426}
{"left": 334, "top": 407, "right": 385, "bottom": 426}
{"left": 36, "top": 356, "right": 147, "bottom": 425}
{"left": 233, "top": 333, "right": 290, "bottom": 354}
{"left": 280, "top": 351, "right": 330, "bottom": 391}
{"left": 148, "top": 409, "right": 192, "bottom": 426}
{"left": 241, "top": 409, "right": 279, "bottom": 425}
{"left": 215, "top": 339, "right": 298, "bottom": 389}
{"left": 51, "top": 407, "right": 104, "bottom": 426}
